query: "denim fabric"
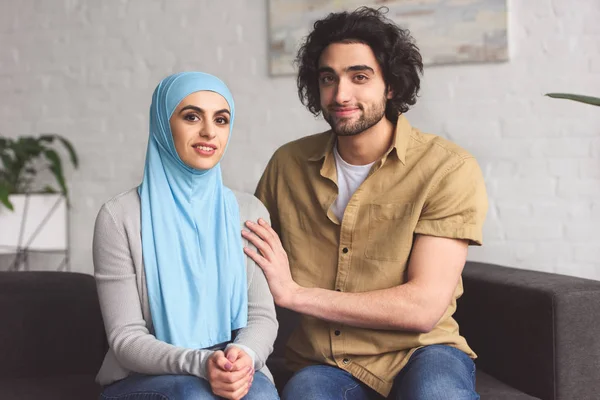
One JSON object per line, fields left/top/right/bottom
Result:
{"left": 282, "top": 344, "right": 478, "bottom": 400}
{"left": 100, "top": 371, "right": 279, "bottom": 400}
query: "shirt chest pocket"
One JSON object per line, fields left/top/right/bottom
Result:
{"left": 365, "top": 203, "right": 414, "bottom": 261}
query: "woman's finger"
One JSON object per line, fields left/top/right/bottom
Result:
{"left": 211, "top": 351, "right": 232, "bottom": 371}
{"left": 229, "top": 379, "right": 251, "bottom": 400}
{"left": 212, "top": 370, "right": 252, "bottom": 399}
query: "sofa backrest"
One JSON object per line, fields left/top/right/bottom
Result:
{"left": 272, "top": 306, "right": 300, "bottom": 358}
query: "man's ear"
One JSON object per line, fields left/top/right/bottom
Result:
{"left": 386, "top": 87, "right": 394, "bottom": 100}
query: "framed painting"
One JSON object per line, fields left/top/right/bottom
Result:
{"left": 268, "top": 0, "right": 508, "bottom": 75}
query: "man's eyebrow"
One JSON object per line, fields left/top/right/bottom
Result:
{"left": 179, "top": 105, "right": 230, "bottom": 115}
{"left": 346, "top": 65, "right": 375, "bottom": 73}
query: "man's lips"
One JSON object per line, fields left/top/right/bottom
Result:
{"left": 331, "top": 107, "right": 359, "bottom": 117}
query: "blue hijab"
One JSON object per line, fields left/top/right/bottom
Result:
{"left": 138, "top": 72, "right": 247, "bottom": 349}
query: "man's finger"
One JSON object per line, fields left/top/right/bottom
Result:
{"left": 245, "top": 220, "right": 274, "bottom": 244}
{"left": 243, "top": 246, "right": 269, "bottom": 268}
{"left": 242, "top": 230, "right": 273, "bottom": 258}
{"left": 257, "top": 218, "right": 283, "bottom": 246}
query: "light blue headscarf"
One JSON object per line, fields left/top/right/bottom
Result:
{"left": 138, "top": 72, "right": 247, "bottom": 349}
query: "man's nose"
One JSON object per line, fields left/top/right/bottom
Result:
{"left": 334, "top": 78, "right": 352, "bottom": 104}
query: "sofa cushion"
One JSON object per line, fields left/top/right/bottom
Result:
{"left": 477, "top": 370, "right": 540, "bottom": 399}
{"left": 0, "top": 374, "right": 101, "bottom": 400}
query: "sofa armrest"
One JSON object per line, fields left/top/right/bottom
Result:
{"left": 455, "top": 262, "right": 600, "bottom": 400}
{"left": 0, "top": 271, "right": 107, "bottom": 378}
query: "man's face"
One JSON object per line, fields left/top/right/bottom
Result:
{"left": 318, "top": 42, "right": 391, "bottom": 136}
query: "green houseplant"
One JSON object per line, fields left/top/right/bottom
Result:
{"left": 0, "top": 135, "right": 78, "bottom": 211}
{"left": 545, "top": 93, "right": 600, "bottom": 107}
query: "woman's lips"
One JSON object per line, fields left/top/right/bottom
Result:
{"left": 192, "top": 144, "right": 216, "bottom": 156}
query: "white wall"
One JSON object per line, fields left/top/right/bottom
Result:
{"left": 1, "top": 0, "right": 599, "bottom": 279}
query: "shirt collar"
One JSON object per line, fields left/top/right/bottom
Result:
{"left": 307, "top": 130, "right": 336, "bottom": 162}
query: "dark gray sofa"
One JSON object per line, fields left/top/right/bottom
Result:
{"left": 1, "top": 262, "right": 599, "bottom": 399}
{"left": 0, "top": 271, "right": 106, "bottom": 399}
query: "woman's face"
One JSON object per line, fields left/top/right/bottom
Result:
{"left": 170, "top": 91, "right": 231, "bottom": 170}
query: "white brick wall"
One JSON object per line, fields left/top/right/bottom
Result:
{"left": 1, "top": 0, "right": 599, "bottom": 280}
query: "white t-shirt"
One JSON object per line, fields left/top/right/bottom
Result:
{"left": 331, "top": 145, "right": 375, "bottom": 222}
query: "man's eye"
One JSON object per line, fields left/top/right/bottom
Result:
{"left": 320, "top": 75, "right": 334, "bottom": 84}
{"left": 354, "top": 75, "right": 368, "bottom": 81}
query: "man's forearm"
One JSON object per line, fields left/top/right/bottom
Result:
{"left": 285, "top": 282, "right": 440, "bottom": 332}
{"left": 242, "top": 221, "right": 465, "bottom": 333}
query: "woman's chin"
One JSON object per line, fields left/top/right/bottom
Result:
{"left": 182, "top": 157, "right": 220, "bottom": 171}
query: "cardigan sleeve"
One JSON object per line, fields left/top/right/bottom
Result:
{"left": 93, "top": 203, "right": 215, "bottom": 379}
{"left": 229, "top": 193, "right": 279, "bottom": 371}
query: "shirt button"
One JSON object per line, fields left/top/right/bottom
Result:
{"left": 343, "top": 358, "right": 350, "bottom": 364}
{"left": 335, "top": 330, "right": 341, "bottom": 336}
{"left": 342, "top": 247, "right": 349, "bottom": 254}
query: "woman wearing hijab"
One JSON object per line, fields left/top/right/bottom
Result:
{"left": 93, "top": 72, "right": 279, "bottom": 400}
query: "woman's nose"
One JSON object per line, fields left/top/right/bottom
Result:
{"left": 199, "top": 122, "right": 216, "bottom": 139}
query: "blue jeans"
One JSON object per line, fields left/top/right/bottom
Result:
{"left": 282, "top": 345, "right": 478, "bottom": 400}
{"left": 100, "top": 371, "right": 279, "bottom": 400}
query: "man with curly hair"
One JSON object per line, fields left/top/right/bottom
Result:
{"left": 243, "top": 6, "right": 488, "bottom": 399}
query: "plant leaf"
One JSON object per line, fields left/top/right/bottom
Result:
{"left": 55, "top": 136, "right": 79, "bottom": 168}
{"left": 0, "top": 184, "right": 13, "bottom": 211}
{"left": 43, "top": 149, "right": 67, "bottom": 195}
{"left": 39, "top": 134, "right": 55, "bottom": 143}
{"left": 1, "top": 135, "right": 78, "bottom": 201}
{"left": 18, "top": 137, "right": 43, "bottom": 155}
{"left": 0, "top": 152, "right": 13, "bottom": 170}
{"left": 545, "top": 93, "right": 600, "bottom": 107}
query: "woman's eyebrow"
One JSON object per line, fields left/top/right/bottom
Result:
{"left": 179, "top": 105, "right": 230, "bottom": 115}
{"left": 179, "top": 105, "right": 204, "bottom": 114}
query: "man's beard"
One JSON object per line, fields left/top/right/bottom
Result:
{"left": 323, "top": 98, "right": 387, "bottom": 137}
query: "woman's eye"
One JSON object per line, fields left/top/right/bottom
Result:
{"left": 184, "top": 114, "right": 199, "bottom": 122}
{"left": 215, "top": 117, "right": 229, "bottom": 125}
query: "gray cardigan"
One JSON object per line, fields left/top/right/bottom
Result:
{"left": 93, "top": 188, "right": 278, "bottom": 386}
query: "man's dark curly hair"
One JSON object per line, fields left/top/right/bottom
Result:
{"left": 296, "top": 7, "right": 423, "bottom": 123}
